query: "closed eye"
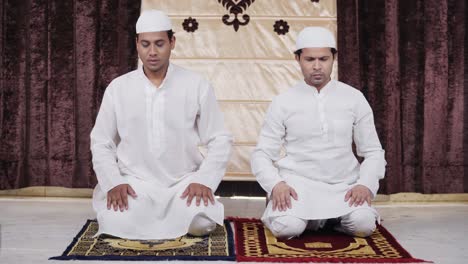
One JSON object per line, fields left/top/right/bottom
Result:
{"left": 156, "top": 40, "right": 165, "bottom": 47}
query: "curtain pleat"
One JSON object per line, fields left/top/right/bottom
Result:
{"left": 2, "top": 0, "right": 466, "bottom": 194}
{"left": 0, "top": 0, "right": 140, "bottom": 189}
{"left": 337, "top": 0, "right": 467, "bottom": 193}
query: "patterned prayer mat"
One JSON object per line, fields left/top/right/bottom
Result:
{"left": 231, "top": 218, "right": 430, "bottom": 263}
{"left": 50, "top": 219, "right": 235, "bottom": 261}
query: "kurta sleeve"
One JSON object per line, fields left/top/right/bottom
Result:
{"left": 191, "top": 83, "right": 233, "bottom": 191}
{"left": 353, "top": 92, "right": 386, "bottom": 197}
{"left": 90, "top": 84, "right": 128, "bottom": 193}
{"left": 251, "top": 98, "right": 285, "bottom": 195}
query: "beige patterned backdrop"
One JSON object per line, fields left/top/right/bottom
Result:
{"left": 142, "top": 0, "right": 337, "bottom": 180}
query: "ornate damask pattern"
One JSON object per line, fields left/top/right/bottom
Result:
{"left": 182, "top": 17, "right": 199, "bottom": 33}
{"left": 273, "top": 20, "right": 290, "bottom": 35}
{"left": 217, "top": 0, "right": 256, "bottom": 31}
{"left": 232, "top": 218, "right": 428, "bottom": 262}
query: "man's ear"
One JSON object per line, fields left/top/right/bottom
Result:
{"left": 170, "top": 36, "right": 176, "bottom": 50}
{"left": 295, "top": 54, "right": 300, "bottom": 62}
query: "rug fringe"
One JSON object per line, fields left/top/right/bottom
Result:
{"left": 236, "top": 255, "right": 431, "bottom": 263}
{"left": 50, "top": 255, "right": 236, "bottom": 261}
{"left": 375, "top": 224, "right": 430, "bottom": 262}
{"left": 49, "top": 219, "right": 95, "bottom": 260}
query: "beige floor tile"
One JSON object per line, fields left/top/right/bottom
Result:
{"left": 1, "top": 197, "right": 466, "bottom": 264}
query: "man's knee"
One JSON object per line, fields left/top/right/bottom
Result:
{"left": 269, "top": 216, "right": 307, "bottom": 239}
{"left": 188, "top": 214, "right": 217, "bottom": 236}
{"left": 340, "top": 209, "right": 376, "bottom": 237}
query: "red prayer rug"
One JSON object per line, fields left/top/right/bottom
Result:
{"left": 230, "top": 218, "right": 431, "bottom": 263}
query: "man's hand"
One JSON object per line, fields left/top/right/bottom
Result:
{"left": 271, "top": 181, "right": 298, "bottom": 212}
{"left": 180, "top": 183, "right": 215, "bottom": 207}
{"left": 107, "top": 184, "right": 137, "bottom": 212}
{"left": 344, "top": 184, "right": 372, "bottom": 207}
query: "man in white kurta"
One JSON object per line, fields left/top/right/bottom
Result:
{"left": 251, "top": 27, "right": 386, "bottom": 239}
{"left": 91, "top": 10, "right": 232, "bottom": 239}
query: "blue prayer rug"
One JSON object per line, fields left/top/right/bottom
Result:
{"left": 50, "top": 219, "right": 235, "bottom": 261}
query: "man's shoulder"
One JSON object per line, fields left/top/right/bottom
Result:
{"left": 334, "top": 80, "right": 364, "bottom": 98}
{"left": 102, "top": 70, "right": 140, "bottom": 96}
{"left": 272, "top": 90, "right": 292, "bottom": 105}
{"left": 266, "top": 86, "right": 298, "bottom": 112}
{"left": 274, "top": 81, "right": 305, "bottom": 101}
{"left": 170, "top": 64, "right": 212, "bottom": 100}
{"left": 171, "top": 64, "right": 207, "bottom": 84}
{"left": 108, "top": 69, "right": 140, "bottom": 86}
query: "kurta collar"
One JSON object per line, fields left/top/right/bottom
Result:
{"left": 300, "top": 79, "right": 335, "bottom": 97}
{"left": 139, "top": 63, "right": 174, "bottom": 90}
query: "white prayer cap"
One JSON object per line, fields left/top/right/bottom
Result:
{"left": 136, "top": 10, "right": 172, "bottom": 34}
{"left": 295, "top": 27, "right": 336, "bottom": 51}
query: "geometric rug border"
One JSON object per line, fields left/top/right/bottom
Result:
{"left": 50, "top": 219, "right": 236, "bottom": 261}
{"left": 228, "top": 217, "right": 432, "bottom": 263}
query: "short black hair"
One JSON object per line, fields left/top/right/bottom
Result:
{"left": 166, "top": 30, "right": 174, "bottom": 40}
{"left": 294, "top": 48, "right": 337, "bottom": 58}
{"left": 136, "top": 30, "right": 175, "bottom": 41}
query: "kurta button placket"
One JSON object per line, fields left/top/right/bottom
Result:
{"left": 316, "top": 92, "right": 328, "bottom": 141}
{"left": 145, "top": 81, "right": 166, "bottom": 158}
{"left": 145, "top": 84, "right": 155, "bottom": 154}
{"left": 155, "top": 90, "right": 166, "bottom": 156}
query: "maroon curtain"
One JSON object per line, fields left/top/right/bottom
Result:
{"left": 2, "top": 1, "right": 467, "bottom": 194}
{"left": 0, "top": 0, "right": 140, "bottom": 189}
{"left": 337, "top": 0, "right": 468, "bottom": 193}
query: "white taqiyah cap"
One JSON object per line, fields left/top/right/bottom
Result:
{"left": 295, "top": 27, "right": 336, "bottom": 50}
{"left": 136, "top": 10, "right": 172, "bottom": 33}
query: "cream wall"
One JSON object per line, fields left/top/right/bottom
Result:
{"left": 142, "top": 0, "right": 337, "bottom": 180}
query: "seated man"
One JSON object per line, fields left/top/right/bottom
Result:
{"left": 91, "top": 10, "right": 232, "bottom": 239}
{"left": 251, "top": 27, "right": 386, "bottom": 239}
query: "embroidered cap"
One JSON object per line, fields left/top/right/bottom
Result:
{"left": 136, "top": 10, "right": 172, "bottom": 33}
{"left": 295, "top": 27, "right": 336, "bottom": 51}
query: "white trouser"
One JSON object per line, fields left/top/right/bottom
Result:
{"left": 188, "top": 213, "right": 217, "bottom": 236}
{"left": 266, "top": 208, "right": 377, "bottom": 239}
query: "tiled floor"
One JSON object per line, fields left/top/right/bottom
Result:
{"left": 1, "top": 197, "right": 467, "bottom": 264}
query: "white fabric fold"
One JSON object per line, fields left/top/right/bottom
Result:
{"left": 90, "top": 64, "right": 232, "bottom": 239}
{"left": 251, "top": 80, "right": 386, "bottom": 224}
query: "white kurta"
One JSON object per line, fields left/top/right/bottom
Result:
{"left": 90, "top": 63, "right": 232, "bottom": 239}
{"left": 251, "top": 80, "right": 386, "bottom": 225}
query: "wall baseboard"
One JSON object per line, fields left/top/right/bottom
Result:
{"left": 1, "top": 185, "right": 468, "bottom": 203}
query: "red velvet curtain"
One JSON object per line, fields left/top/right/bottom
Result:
{"left": 0, "top": 0, "right": 140, "bottom": 189}
{"left": 337, "top": 0, "right": 468, "bottom": 193}
{"left": 2, "top": 0, "right": 467, "bottom": 194}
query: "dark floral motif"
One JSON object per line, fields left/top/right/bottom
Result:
{"left": 273, "top": 20, "right": 289, "bottom": 35}
{"left": 311, "top": 0, "right": 320, "bottom": 3}
{"left": 182, "top": 17, "right": 199, "bottom": 33}
{"left": 217, "top": 0, "right": 255, "bottom": 32}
